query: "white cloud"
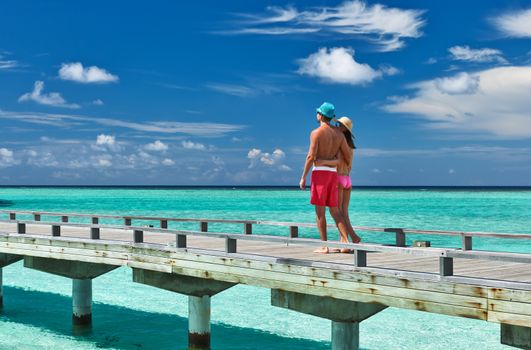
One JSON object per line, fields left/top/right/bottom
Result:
{"left": 247, "top": 148, "right": 262, "bottom": 159}
{"left": 247, "top": 148, "right": 290, "bottom": 170}
{"left": 145, "top": 140, "right": 168, "bottom": 151}
{"left": 0, "top": 110, "right": 246, "bottom": 137}
{"left": 181, "top": 140, "right": 206, "bottom": 150}
{"left": 0, "top": 148, "right": 16, "bottom": 167}
{"left": 96, "top": 134, "right": 115, "bottom": 146}
{"left": 297, "top": 47, "right": 394, "bottom": 85}
{"left": 162, "top": 158, "right": 175, "bottom": 166}
{"left": 492, "top": 9, "right": 531, "bottom": 38}
{"left": 0, "top": 60, "right": 18, "bottom": 69}
{"left": 97, "top": 158, "right": 112, "bottom": 167}
{"left": 448, "top": 46, "right": 506, "bottom": 64}
{"left": 59, "top": 62, "right": 118, "bottom": 84}
{"left": 384, "top": 65, "right": 531, "bottom": 139}
{"left": 92, "top": 99, "right": 104, "bottom": 106}
{"left": 227, "top": 1, "right": 426, "bottom": 51}
{"left": 434, "top": 72, "right": 480, "bottom": 95}
{"left": 18, "top": 81, "right": 80, "bottom": 109}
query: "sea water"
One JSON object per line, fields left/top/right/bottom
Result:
{"left": 0, "top": 187, "right": 530, "bottom": 349}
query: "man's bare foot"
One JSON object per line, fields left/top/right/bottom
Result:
{"left": 314, "top": 246, "right": 330, "bottom": 254}
{"left": 340, "top": 248, "right": 353, "bottom": 253}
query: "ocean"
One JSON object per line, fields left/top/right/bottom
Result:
{"left": 0, "top": 187, "right": 530, "bottom": 349}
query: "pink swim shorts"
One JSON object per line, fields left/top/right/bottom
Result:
{"left": 338, "top": 175, "right": 352, "bottom": 189}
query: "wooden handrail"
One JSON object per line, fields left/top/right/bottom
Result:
{"left": 2, "top": 209, "right": 530, "bottom": 241}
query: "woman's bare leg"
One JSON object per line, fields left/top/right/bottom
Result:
{"left": 342, "top": 188, "right": 361, "bottom": 243}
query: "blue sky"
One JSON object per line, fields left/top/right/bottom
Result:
{"left": 1, "top": 0, "right": 531, "bottom": 186}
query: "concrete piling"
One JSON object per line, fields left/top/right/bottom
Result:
{"left": 0, "top": 268, "right": 3, "bottom": 310}
{"left": 72, "top": 279, "right": 92, "bottom": 326}
{"left": 332, "top": 321, "right": 359, "bottom": 350}
{"left": 188, "top": 295, "right": 211, "bottom": 350}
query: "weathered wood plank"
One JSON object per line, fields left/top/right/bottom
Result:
{"left": 488, "top": 311, "right": 531, "bottom": 327}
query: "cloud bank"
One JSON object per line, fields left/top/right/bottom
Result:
{"left": 384, "top": 66, "right": 531, "bottom": 139}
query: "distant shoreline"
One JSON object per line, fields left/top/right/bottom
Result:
{"left": 1, "top": 185, "right": 531, "bottom": 191}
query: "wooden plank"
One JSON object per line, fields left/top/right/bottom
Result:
{"left": 489, "top": 299, "right": 531, "bottom": 316}
{"left": 172, "top": 264, "right": 488, "bottom": 321}
{"left": 488, "top": 311, "right": 531, "bottom": 327}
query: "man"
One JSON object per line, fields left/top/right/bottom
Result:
{"left": 299, "top": 102, "right": 361, "bottom": 253}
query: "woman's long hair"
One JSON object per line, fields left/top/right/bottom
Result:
{"left": 343, "top": 129, "right": 356, "bottom": 149}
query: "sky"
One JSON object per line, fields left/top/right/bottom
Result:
{"left": 1, "top": 0, "right": 531, "bottom": 186}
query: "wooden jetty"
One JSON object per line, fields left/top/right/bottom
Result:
{"left": 0, "top": 210, "right": 530, "bottom": 350}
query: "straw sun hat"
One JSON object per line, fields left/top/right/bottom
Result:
{"left": 337, "top": 116, "right": 353, "bottom": 133}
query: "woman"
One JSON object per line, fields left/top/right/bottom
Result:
{"left": 316, "top": 116, "right": 360, "bottom": 244}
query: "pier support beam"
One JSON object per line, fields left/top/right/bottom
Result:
{"left": 189, "top": 295, "right": 211, "bottom": 350}
{"left": 0, "top": 253, "right": 23, "bottom": 310}
{"left": 501, "top": 324, "right": 531, "bottom": 350}
{"left": 72, "top": 279, "right": 92, "bottom": 326}
{"left": 271, "top": 290, "right": 387, "bottom": 350}
{"left": 133, "top": 269, "right": 236, "bottom": 350}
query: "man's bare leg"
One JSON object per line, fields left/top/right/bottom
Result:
{"left": 329, "top": 206, "right": 352, "bottom": 253}
{"left": 314, "top": 206, "right": 333, "bottom": 253}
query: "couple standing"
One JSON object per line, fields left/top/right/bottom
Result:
{"left": 299, "top": 102, "right": 361, "bottom": 253}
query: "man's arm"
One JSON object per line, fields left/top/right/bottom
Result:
{"left": 300, "top": 131, "right": 318, "bottom": 190}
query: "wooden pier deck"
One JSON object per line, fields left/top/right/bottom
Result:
{"left": 0, "top": 210, "right": 530, "bottom": 350}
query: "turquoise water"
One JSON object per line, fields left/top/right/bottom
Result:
{"left": 0, "top": 187, "right": 530, "bottom": 349}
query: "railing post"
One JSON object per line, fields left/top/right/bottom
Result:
{"left": 200, "top": 222, "right": 208, "bottom": 232}
{"left": 244, "top": 223, "right": 252, "bottom": 235}
{"left": 225, "top": 237, "right": 237, "bottom": 253}
{"left": 124, "top": 217, "right": 132, "bottom": 226}
{"left": 34, "top": 214, "right": 41, "bottom": 221}
{"left": 61, "top": 216, "right": 69, "bottom": 223}
{"left": 289, "top": 226, "right": 299, "bottom": 238}
{"left": 134, "top": 230, "right": 143, "bottom": 243}
{"left": 439, "top": 257, "right": 453, "bottom": 276}
{"left": 90, "top": 227, "right": 100, "bottom": 240}
{"left": 354, "top": 250, "right": 367, "bottom": 267}
{"left": 9, "top": 212, "right": 15, "bottom": 221}
{"left": 462, "top": 235, "right": 473, "bottom": 251}
{"left": 385, "top": 228, "right": 406, "bottom": 247}
{"left": 177, "top": 234, "right": 187, "bottom": 248}
{"left": 17, "top": 223, "right": 26, "bottom": 234}
{"left": 91, "top": 217, "right": 99, "bottom": 225}
{"left": 52, "top": 225, "right": 61, "bottom": 237}
{"left": 160, "top": 220, "right": 168, "bottom": 229}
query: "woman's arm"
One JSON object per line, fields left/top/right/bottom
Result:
{"left": 314, "top": 158, "right": 340, "bottom": 167}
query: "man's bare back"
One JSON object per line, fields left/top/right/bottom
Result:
{"left": 311, "top": 124, "right": 350, "bottom": 165}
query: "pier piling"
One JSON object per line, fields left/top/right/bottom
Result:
{"left": 0, "top": 268, "right": 3, "bottom": 310}
{"left": 72, "top": 279, "right": 92, "bottom": 326}
{"left": 188, "top": 295, "right": 211, "bottom": 350}
{"left": 332, "top": 321, "right": 359, "bottom": 350}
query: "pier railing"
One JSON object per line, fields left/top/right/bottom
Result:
{"left": 1, "top": 209, "right": 530, "bottom": 250}
{"left": 1, "top": 210, "right": 530, "bottom": 284}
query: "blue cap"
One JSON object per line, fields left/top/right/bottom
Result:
{"left": 316, "top": 102, "right": 335, "bottom": 119}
